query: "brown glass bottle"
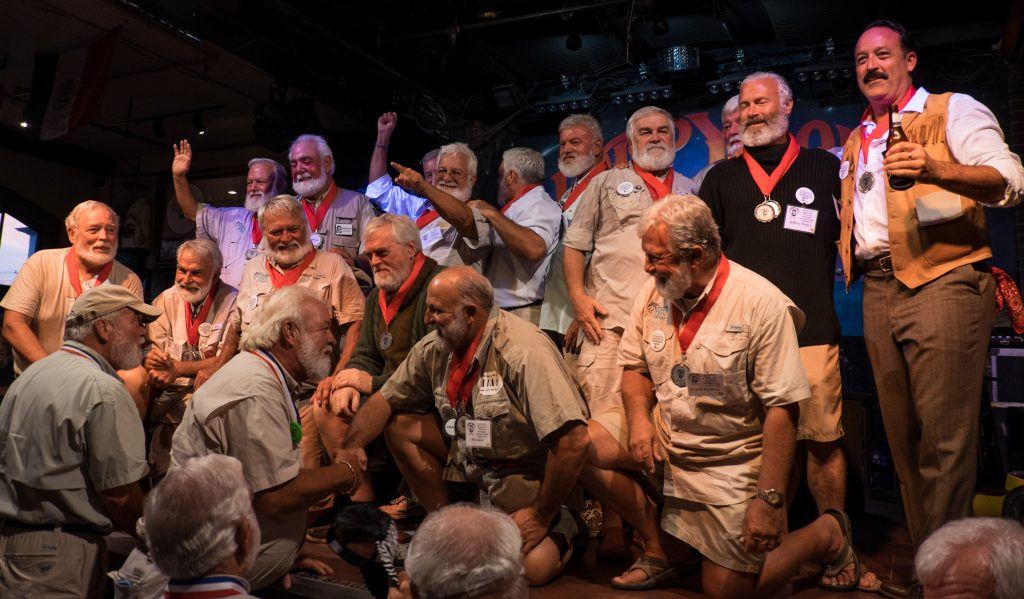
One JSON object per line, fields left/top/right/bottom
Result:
{"left": 886, "top": 104, "right": 914, "bottom": 190}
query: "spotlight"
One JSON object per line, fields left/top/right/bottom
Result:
{"left": 558, "top": 103, "right": 568, "bottom": 111}
{"left": 228, "top": 190, "right": 238, "bottom": 195}
{"left": 548, "top": 104, "right": 558, "bottom": 113}
{"left": 842, "top": 68, "right": 852, "bottom": 79}
{"left": 637, "top": 92, "right": 647, "bottom": 102}
{"left": 709, "top": 83, "right": 720, "bottom": 94}
{"left": 193, "top": 112, "right": 206, "bottom": 135}
{"left": 613, "top": 95, "right": 623, "bottom": 105}
{"left": 812, "top": 71, "right": 823, "bottom": 81}
{"left": 797, "top": 71, "right": 808, "bottom": 83}
{"left": 565, "top": 33, "right": 582, "bottom": 51}
{"left": 827, "top": 69, "right": 837, "bottom": 80}
{"left": 626, "top": 93, "right": 635, "bottom": 103}
{"left": 570, "top": 101, "right": 579, "bottom": 110}
{"left": 653, "top": 17, "right": 669, "bottom": 36}
{"left": 535, "top": 105, "right": 546, "bottom": 114}
{"left": 661, "top": 89, "right": 671, "bottom": 99}
{"left": 722, "top": 82, "right": 732, "bottom": 92}
{"left": 582, "top": 99, "right": 591, "bottom": 108}
{"left": 18, "top": 121, "right": 29, "bottom": 128}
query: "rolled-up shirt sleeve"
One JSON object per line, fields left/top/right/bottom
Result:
{"left": 365, "top": 175, "right": 429, "bottom": 219}
{"left": 947, "top": 93, "right": 1024, "bottom": 207}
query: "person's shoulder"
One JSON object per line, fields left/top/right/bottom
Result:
{"left": 24, "top": 247, "right": 66, "bottom": 268}
{"left": 340, "top": 187, "right": 372, "bottom": 205}
{"left": 801, "top": 147, "right": 841, "bottom": 164}
{"left": 727, "top": 261, "right": 794, "bottom": 307}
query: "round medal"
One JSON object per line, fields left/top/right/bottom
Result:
{"left": 795, "top": 187, "right": 815, "bottom": 205}
{"left": 198, "top": 323, "right": 213, "bottom": 337}
{"left": 671, "top": 363, "right": 689, "bottom": 388}
{"left": 455, "top": 415, "right": 468, "bottom": 437}
{"left": 310, "top": 232, "right": 324, "bottom": 250}
{"left": 182, "top": 348, "right": 202, "bottom": 362}
{"left": 245, "top": 246, "right": 258, "bottom": 260}
{"left": 379, "top": 331, "right": 393, "bottom": 351}
{"left": 754, "top": 201, "right": 777, "bottom": 223}
{"left": 444, "top": 419, "right": 457, "bottom": 437}
{"left": 616, "top": 181, "right": 635, "bottom": 196}
{"left": 839, "top": 161, "right": 850, "bottom": 180}
{"left": 858, "top": 171, "right": 875, "bottom": 193}
{"left": 247, "top": 296, "right": 258, "bottom": 311}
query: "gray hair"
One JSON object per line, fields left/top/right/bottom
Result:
{"left": 437, "top": 142, "right": 479, "bottom": 178}
{"left": 177, "top": 238, "right": 223, "bottom": 277}
{"left": 626, "top": 106, "right": 676, "bottom": 144}
{"left": 501, "top": 147, "right": 545, "bottom": 184}
{"left": 722, "top": 95, "right": 740, "bottom": 119}
{"left": 447, "top": 266, "right": 494, "bottom": 312}
{"left": 64, "top": 306, "right": 128, "bottom": 342}
{"left": 240, "top": 286, "right": 320, "bottom": 352}
{"left": 637, "top": 194, "right": 722, "bottom": 267}
{"left": 65, "top": 200, "right": 119, "bottom": 232}
{"left": 257, "top": 195, "right": 307, "bottom": 230}
{"left": 559, "top": 114, "right": 604, "bottom": 144}
{"left": 741, "top": 71, "right": 793, "bottom": 107}
{"left": 405, "top": 504, "right": 527, "bottom": 599}
{"left": 247, "top": 157, "right": 289, "bottom": 196}
{"left": 422, "top": 148, "right": 440, "bottom": 166}
{"left": 143, "top": 454, "right": 255, "bottom": 579}
{"left": 289, "top": 133, "right": 335, "bottom": 176}
{"left": 364, "top": 213, "right": 422, "bottom": 252}
{"left": 915, "top": 517, "right": 1024, "bottom": 599}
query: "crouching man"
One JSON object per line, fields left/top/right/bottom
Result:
{"left": 341, "top": 266, "right": 590, "bottom": 585}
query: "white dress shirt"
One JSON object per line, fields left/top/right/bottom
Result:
{"left": 365, "top": 175, "right": 429, "bottom": 220}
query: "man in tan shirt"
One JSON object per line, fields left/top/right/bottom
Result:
{"left": 144, "top": 238, "right": 239, "bottom": 477}
{"left": 1, "top": 200, "right": 143, "bottom": 373}
{"left": 342, "top": 266, "right": 590, "bottom": 586}
{"left": 583, "top": 195, "right": 877, "bottom": 595}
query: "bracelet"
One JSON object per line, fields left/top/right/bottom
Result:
{"left": 375, "top": 143, "right": 388, "bottom": 149}
{"left": 334, "top": 458, "right": 361, "bottom": 495}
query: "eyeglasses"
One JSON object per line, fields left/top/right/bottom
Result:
{"left": 436, "top": 167, "right": 467, "bottom": 180}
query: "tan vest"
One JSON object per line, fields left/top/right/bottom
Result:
{"left": 839, "top": 92, "right": 991, "bottom": 289}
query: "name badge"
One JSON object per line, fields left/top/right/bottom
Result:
{"left": 687, "top": 372, "right": 724, "bottom": 397}
{"left": 465, "top": 419, "right": 493, "bottom": 449}
{"left": 335, "top": 218, "right": 354, "bottom": 237}
{"left": 420, "top": 226, "right": 443, "bottom": 247}
{"left": 783, "top": 205, "right": 818, "bottom": 234}
{"left": 649, "top": 330, "right": 666, "bottom": 352}
{"left": 478, "top": 371, "right": 503, "bottom": 396}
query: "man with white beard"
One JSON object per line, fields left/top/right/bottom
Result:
{"left": 0, "top": 286, "right": 157, "bottom": 596}
{"left": 288, "top": 134, "right": 375, "bottom": 266}
{"left": 697, "top": 73, "right": 859, "bottom": 591}
{"left": 539, "top": 114, "right": 607, "bottom": 342}
{"left": 171, "top": 286, "right": 363, "bottom": 591}
{"left": 233, "top": 197, "right": 364, "bottom": 475}
{"left": 366, "top": 111, "right": 439, "bottom": 219}
{"left": 390, "top": 142, "right": 491, "bottom": 270}
{"left": 144, "top": 239, "right": 239, "bottom": 478}
{"left": 171, "top": 139, "right": 290, "bottom": 287}
{"left": 690, "top": 95, "right": 744, "bottom": 191}
{"left": 2, "top": 200, "right": 143, "bottom": 374}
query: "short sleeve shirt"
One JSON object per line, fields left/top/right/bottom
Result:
{"left": 539, "top": 177, "right": 594, "bottom": 334}
{"left": 563, "top": 168, "right": 690, "bottom": 332}
{"left": 0, "top": 341, "right": 147, "bottom": 531}
{"left": 195, "top": 204, "right": 264, "bottom": 288}
{"left": 0, "top": 248, "right": 143, "bottom": 373}
{"left": 618, "top": 261, "right": 810, "bottom": 505}
{"left": 417, "top": 209, "right": 490, "bottom": 271}
{"left": 297, "top": 188, "right": 376, "bottom": 259}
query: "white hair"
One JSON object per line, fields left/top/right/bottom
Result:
{"left": 741, "top": 71, "right": 793, "bottom": 107}
{"left": 257, "top": 195, "right": 307, "bottom": 230}
{"left": 559, "top": 114, "right": 603, "bottom": 144}
{"left": 437, "top": 142, "right": 479, "bottom": 178}
{"left": 501, "top": 147, "right": 545, "bottom": 184}
{"left": 177, "top": 238, "right": 223, "bottom": 277}
{"left": 626, "top": 105, "right": 675, "bottom": 144}
{"left": 247, "top": 157, "right": 289, "bottom": 196}
{"left": 405, "top": 504, "right": 527, "bottom": 599}
{"left": 364, "top": 214, "right": 421, "bottom": 252}
{"left": 422, "top": 148, "right": 440, "bottom": 166}
{"left": 64, "top": 306, "right": 131, "bottom": 342}
{"left": 65, "top": 200, "right": 119, "bottom": 232}
{"left": 637, "top": 194, "right": 722, "bottom": 267}
{"left": 289, "top": 133, "right": 335, "bottom": 175}
{"left": 722, "top": 95, "right": 740, "bottom": 119}
{"left": 239, "top": 285, "right": 320, "bottom": 352}
{"left": 143, "top": 455, "right": 256, "bottom": 579}
{"left": 915, "top": 517, "right": 1024, "bottom": 599}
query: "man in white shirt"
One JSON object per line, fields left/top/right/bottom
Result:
{"left": 366, "top": 111, "right": 437, "bottom": 220}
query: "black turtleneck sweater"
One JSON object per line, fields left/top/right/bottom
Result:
{"left": 698, "top": 142, "right": 842, "bottom": 346}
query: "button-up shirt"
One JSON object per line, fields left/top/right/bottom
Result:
{"left": 295, "top": 188, "right": 375, "bottom": 259}
{"left": 366, "top": 174, "right": 429, "bottom": 219}
{"left": 852, "top": 87, "right": 1024, "bottom": 260}
{"left": 195, "top": 205, "right": 265, "bottom": 288}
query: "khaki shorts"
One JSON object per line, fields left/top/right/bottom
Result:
{"left": 573, "top": 331, "right": 630, "bottom": 449}
{"left": 0, "top": 525, "right": 106, "bottom": 597}
{"left": 661, "top": 495, "right": 764, "bottom": 574}
{"left": 797, "top": 344, "right": 844, "bottom": 442}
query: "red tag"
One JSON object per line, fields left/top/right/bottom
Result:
{"left": 415, "top": 209, "right": 441, "bottom": 230}
{"left": 378, "top": 252, "right": 427, "bottom": 328}
{"left": 65, "top": 248, "right": 114, "bottom": 297}
{"left": 859, "top": 85, "right": 916, "bottom": 162}
{"left": 741, "top": 134, "right": 801, "bottom": 198}
{"left": 561, "top": 161, "right": 609, "bottom": 212}
{"left": 670, "top": 256, "right": 731, "bottom": 353}
{"left": 265, "top": 251, "right": 316, "bottom": 289}
{"left": 445, "top": 325, "right": 486, "bottom": 410}
{"left": 632, "top": 166, "right": 675, "bottom": 201}
{"left": 184, "top": 280, "right": 219, "bottom": 347}
{"left": 300, "top": 181, "right": 338, "bottom": 232}
{"left": 500, "top": 184, "right": 540, "bottom": 215}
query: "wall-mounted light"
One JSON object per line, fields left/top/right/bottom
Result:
{"left": 193, "top": 112, "right": 206, "bottom": 135}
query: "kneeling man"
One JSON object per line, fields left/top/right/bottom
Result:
{"left": 343, "top": 266, "right": 590, "bottom": 586}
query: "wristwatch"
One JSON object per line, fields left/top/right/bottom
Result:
{"left": 756, "top": 488, "right": 784, "bottom": 508}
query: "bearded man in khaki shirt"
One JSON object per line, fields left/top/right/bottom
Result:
{"left": 583, "top": 195, "right": 879, "bottom": 596}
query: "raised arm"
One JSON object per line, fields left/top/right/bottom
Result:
{"left": 171, "top": 139, "right": 199, "bottom": 221}
{"left": 392, "top": 162, "right": 478, "bottom": 238}
{"left": 369, "top": 112, "right": 398, "bottom": 184}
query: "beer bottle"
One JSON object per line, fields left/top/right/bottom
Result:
{"left": 886, "top": 104, "right": 914, "bottom": 191}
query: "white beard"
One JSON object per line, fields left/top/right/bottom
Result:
{"left": 632, "top": 144, "right": 676, "bottom": 172}
{"left": 558, "top": 154, "right": 597, "bottom": 179}
{"left": 726, "top": 136, "right": 745, "bottom": 158}
{"left": 177, "top": 280, "right": 212, "bottom": 305}
{"left": 270, "top": 240, "right": 311, "bottom": 268}
{"left": 245, "top": 191, "right": 269, "bottom": 213}
{"left": 741, "top": 111, "right": 790, "bottom": 148}
{"left": 297, "top": 335, "right": 332, "bottom": 382}
{"left": 374, "top": 261, "right": 413, "bottom": 293}
{"left": 292, "top": 172, "right": 329, "bottom": 198}
{"left": 109, "top": 328, "right": 143, "bottom": 370}
{"left": 436, "top": 312, "right": 470, "bottom": 354}
{"left": 77, "top": 244, "right": 116, "bottom": 268}
{"left": 654, "top": 266, "right": 693, "bottom": 302}
{"left": 438, "top": 181, "right": 471, "bottom": 203}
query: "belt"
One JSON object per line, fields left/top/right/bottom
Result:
{"left": 860, "top": 253, "right": 893, "bottom": 274}
{"left": 504, "top": 299, "right": 542, "bottom": 311}
{"left": 0, "top": 519, "right": 98, "bottom": 535}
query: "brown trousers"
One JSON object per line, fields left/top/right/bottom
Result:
{"left": 862, "top": 263, "right": 994, "bottom": 546}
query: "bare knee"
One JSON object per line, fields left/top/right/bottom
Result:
{"left": 522, "top": 537, "right": 570, "bottom": 586}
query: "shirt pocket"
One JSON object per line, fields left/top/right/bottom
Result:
{"left": 608, "top": 192, "right": 643, "bottom": 227}
{"left": 241, "top": 292, "right": 270, "bottom": 328}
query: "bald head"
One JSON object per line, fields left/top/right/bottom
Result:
{"left": 426, "top": 267, "right": 494, "bottom": 353}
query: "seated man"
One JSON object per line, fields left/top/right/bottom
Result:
{"left": 0, "top": 286, "right": 156, "bottom": 596}
{"left": 171, "top": 285, "right": 362, "bottom": 590}
{"left": 915, "top": 517, "right": 1024, "bottom": 598}
{"left": 399, "top": 504, "right": 528, "bottom": 599}
{"left": 144, "top": 238, "right": 239, "bottom": 478}
{"left": 367, "top": 111, "right": 437, "bottom": 219}
{"left": 143, "top": 454, "right": 260, "bottom": 598}
{"left": 2, "top": 199, "right": 142, "bottom": 374}
{"left": 584, "top": 195, "right": 877, "bottom": 596}
{"left": 343, "top": 266, "right": 590, "bottom": 585}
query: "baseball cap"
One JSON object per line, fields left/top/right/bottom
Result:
{"left": 66, "top": 285, "right": 163, "bottom": 326}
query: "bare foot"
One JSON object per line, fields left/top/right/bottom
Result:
{"left": 819, "top": 514, "right": 880, "bottom": 591}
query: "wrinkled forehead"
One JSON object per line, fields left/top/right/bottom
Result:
{"left": 739, "top": 77, "right": 778, "bottom": 103}
{"left": 248, "top": 162, "right": 273, "bottom": 179}
{"left": 855, "top": 26, "right": 902, "bottom": 56}
{"left": 75, "top": 206, "right": 117, "bottom": 229}
{"left": 438, "top": 152, "right": 469, "bottom": 170}
{"left": 289, "top": 140, "right": 321, "bottom": 161}
{"left": 560, "top": 125, "right": 595, "bottom": 143}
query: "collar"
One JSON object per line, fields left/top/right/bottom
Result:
{"left": 62, "top": 340, "right": 119, "bottom": 378}
{"left": 269, "top": 250, "right": 316, "bottom": 274}
{"left": 259, "top": 350, "right": 301, "bottom": 395}
{"left": 465, "top": 306, "right": 501, "bottom": 372}
{"left": 861, "top": 87, "right": 930, "bottom": 132}
{"left": 166, "top": 574, "right": 251, "bottom": 597}
{"left": 673, "top": 262, "right": 723, "bottom": 317}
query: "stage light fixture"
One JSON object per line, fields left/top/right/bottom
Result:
{"left": 626, "top": 93, "right": 635, "bottom": 103}
{"left": 797, "top": 71, "right": 808, "bottom": 83}
{"left": 827, "top": 69, "right": 837, "bottom": 80}
{"left": 566, "top": 33, "right": 582, "bottom": 51}
{"left": 558, "top": 103, "right": 568, "bottom": 111}
{"left": 613, "top": 96, "right": 623, "bottom": 105}
{"left": 812, "top": 71, "right": 823, "bottom": 81}
{"left": 709, "top": 83, "right": 720, "bottom": 94}
{"left": 638, "top": 92, "right": 647, "bottom": 102}
{"left": 661, "top": 89, "right": 671, "bottom": 99}
{"left": 582, "top": 99, "right": 591, "bottom": 108}
{"left": 193, "top": 112, "right": 206, "bottom": 135}
{"left": 18, "top": 121, "right": 29, "bottom": 128}
{"left": 722, "top": 82, "right": 732, "bottom": 92}
{"left": 228, "top": 190, "right": 238, "bottom": 195}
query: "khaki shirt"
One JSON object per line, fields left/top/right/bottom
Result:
{"left": 563, "top": 168, "right": 691, "bottom": 332}
{"left": 195, "top": 204, "right": 267, "bottom": 288}
{"left": 0, "top": 341, "right": 147, "bottom": 531}
{"left": 233, "top": 251, "right": 364, "bottom": 332}
{"left": 418, "top": 210, "right": 490, "bottom": 272}
{"left": 170, "top": 350, "right": 304, "bottom": 587}
{"left": 297, "top": 188, "right": 375, "bottom": 259}
{"left": 0, "top": 248, "right": 143, "bottom": 373}
{"left": 380, "top": 308, "right": 589, "bottom": 512}
{"left": 618, "top": 261, "right": 809, "bottom": 505}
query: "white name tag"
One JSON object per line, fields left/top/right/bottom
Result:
{"left": 420, "top": 226, "right": 443, "bottom": 247}
{"left": 783, "top": 205, "right": 818, "bottom": 234}
{"left": 465, "top": 419, "right": 492, "bottom": 449}
{"left": 687, "top": 372, "right": 724, "bottom": 397}
{"left": 335, "top": 221, "right": 354, "bottom": 236}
